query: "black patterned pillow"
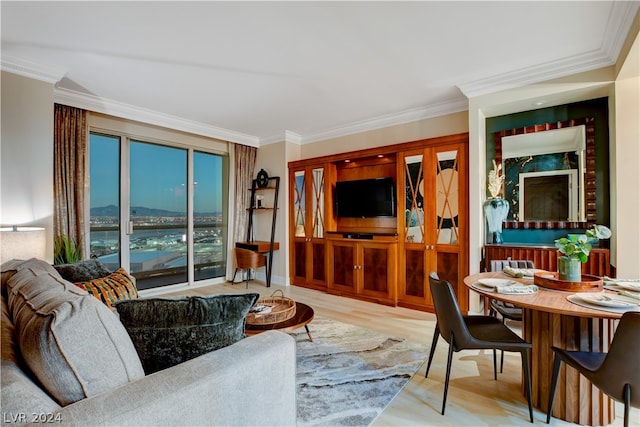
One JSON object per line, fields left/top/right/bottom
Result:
{"left": 54, "top": 259, "right": 112, "bottom": 282}
{"left": 76, "top": 268, "right": 138, "bottom": 309}
{"left": 114, "top": 293, "right": 259, "bottom": 374}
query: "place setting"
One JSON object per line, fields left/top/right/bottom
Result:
{"left": 471, "top": 277, "right": 539, "bottom": 294}
{"left": 567, "top": 282, "right": 640, "bottom": 313}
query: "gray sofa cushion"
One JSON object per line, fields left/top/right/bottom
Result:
{"left": 2, "top": 258, "right": 61, "bottom": 296}
{"left": 6, "top": 260, "right": 145, "bottom": 406}
{"left": 114, "top": 293, "right": 259, "bottom": 374}
{"left": 53, "top": 258, "right": 112, "bottom": 282}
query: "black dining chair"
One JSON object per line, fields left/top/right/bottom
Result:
{"left": 546, "top": 311, "right": 640, "bottom": 427}
{"left": 488, "top": 259, "right": 535, "bottom": 372}
{"left": 425, "top": 272, "right": 534, "bottom": 422}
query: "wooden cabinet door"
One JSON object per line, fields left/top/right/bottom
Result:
{"left": 360, "top": 241, "right": 397, "bottom": 304}
{"left": 328, "top": 240, "right": 357, "bottom": 292}
{"left": 290, "top": 166, "right": 327, "bottom": 289}
{"left": 399, "top": 140, "right": 468, "bottom": 311}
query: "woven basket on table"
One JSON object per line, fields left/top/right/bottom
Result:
{"left": 246, "top": 289, "right": 296, "bottom": 325}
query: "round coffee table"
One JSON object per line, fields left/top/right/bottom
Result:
{"left": 245, "top": 301, "right": 314, "bottom": 341}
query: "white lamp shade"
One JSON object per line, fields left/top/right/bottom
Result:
{"left": 0, "top": 227, "right": 47, "bottom": 264}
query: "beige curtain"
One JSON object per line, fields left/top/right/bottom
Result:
{"left": 53, "top": 104, "right": 87, "bottom": 259}
{"left": 233, "top": 144, "right": 257, "bottom": 243}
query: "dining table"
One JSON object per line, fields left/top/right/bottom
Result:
{"left": 464, "top": 271, "right": 639, "bottom": 426}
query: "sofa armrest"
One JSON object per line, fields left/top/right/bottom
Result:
{"left": 48, "top": 331, "right": 296, "bottom": 426}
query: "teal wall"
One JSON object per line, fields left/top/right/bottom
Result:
{"left": 486, "top": 97, "right": 610, "bottom": 244}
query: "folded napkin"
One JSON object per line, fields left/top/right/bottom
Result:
{"left": 619, "top": 290, "right": 640, "bottom": 301}
{"left": 604, "top": 276, "right": 640, "bottom": 284}
{"left": 478, "top": 279, "right": 538, "bottom": 294}
{"left": 503, "top": 267, "right": 535, "bottom": 278}
{"left": 493, "top": 284, "right": 538, "bottom": 294}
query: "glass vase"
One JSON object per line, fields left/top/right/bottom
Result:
{"left": 483, "top": 197, "right": 509, "bottom": 244}
{"left": 558, "top": 256, "right": 582, "bottom": 282}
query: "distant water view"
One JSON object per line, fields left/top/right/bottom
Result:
{"left": 90, "top": 207, "right": 226, "bottom": 288}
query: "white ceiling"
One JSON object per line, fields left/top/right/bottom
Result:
{"left": 2, "top": 1, "right": 638, "bottom": 146}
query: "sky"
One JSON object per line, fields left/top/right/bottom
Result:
{"left": 89, "top": 134, "right": 223, "bottom": 214}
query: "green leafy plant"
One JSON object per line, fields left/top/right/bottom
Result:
{"left": 53, "top": 235, "right": 82, "bottom": 265}
{"left": 554, "top": 225, "right": 612, "bottom": 263}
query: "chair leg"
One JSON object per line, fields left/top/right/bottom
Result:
{"left": 231, "top": 268, "right": 239, "bottom": 284}
{"left": 493, "top": 349, "right": 497, "bottom": 380}
{"left": 623, "top": 383, "right": 630, "bottom": 427}
{"left": 546, "top": 354, "right": 563, "bottom": 423}
{"left": 500, "top": 350, "right": 504, "bottom": 373}
{"left": 244, "top": 268, "right": 251, "bottom": 289}
{"left": 521, "top": 348, "right": 533, "bottom": 423}
{"left": 425, "top": 323, "right": 439, "bottom": 378}
{"left": 441, "top": 338, "right": 455, "bottom": 415}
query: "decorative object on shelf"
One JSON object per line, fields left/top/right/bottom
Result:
{"left": 554, "top": 224, "right": 612, "bottom": 281}
{"left": 256, "top": 168, "right": 269, "bottom": 188}
{"left": 484, "top": 160, "right": 509, "bottom": 244}
{"left": 487, "top": 159, "right": 505, "bottom": 199}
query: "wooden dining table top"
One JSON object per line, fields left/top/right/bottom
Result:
{"left": 464, "top": 271, "right": 630, "bottom": 320}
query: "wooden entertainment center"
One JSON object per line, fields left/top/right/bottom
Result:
{"left": 288, "top": 133, "right": 469, "bottom": 312}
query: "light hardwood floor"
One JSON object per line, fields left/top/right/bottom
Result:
{"left": 161, "top": 280, "right": 637, "bottom": 427}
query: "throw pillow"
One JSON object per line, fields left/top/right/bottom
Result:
{"left": 6, "top": 266, "right": 145, "bottom": 406}
{"left": 2, "top": 258, "right": 62, "bottom": 296}
{"left": 76, "top": 268, "right": 138, "bottom": 309}
{"left": 114, "top": 293, "right": 259, "bottom": 374}
{"left": 53, "top": 259, "right": 112, "bottom": 282}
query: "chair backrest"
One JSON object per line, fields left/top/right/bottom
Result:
{"left": 596, "top": 311, "right": 640, "bottom": 406}
{"left": 428, "top": 272, "right": 473, "bottom": 349}
{"left": 490, "top": 259, "right": 534, "bottom": 272}
{"left": 234, "top": 247, "right": 266, "bottom": 269}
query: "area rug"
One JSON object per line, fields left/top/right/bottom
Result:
{"left": 291, "top": 317, "right": 427, "bottom": 427}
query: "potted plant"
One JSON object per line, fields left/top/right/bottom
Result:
{"left": 554, "top": 225, "right": 611, "bottom": 281}
{"left": 54, "top": 234, "right": 82, "bottom": 265}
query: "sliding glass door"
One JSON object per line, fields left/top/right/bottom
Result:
{"left": 129, "top": 141, "right": 188, "bottom": 287}
{"left": 89, "top": 133, "right": 227, "bottom": 290}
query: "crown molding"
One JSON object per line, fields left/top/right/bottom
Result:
{"left": 295, "top": 98, "right": 469, "bottom": 145}
{"left": 54, "top": 87, "right": 259, "bottom": 147}
{"left": 259, "top": 130, "right": 303, "bottom": 146}
{"left": 1, "top": 55, "right": 66, "bottom": 84}
{"left": 458, "top": 1, "right": 639, "bottom": 98}
{"left": 457, "top": 48, "right": 612, "bottom": 98}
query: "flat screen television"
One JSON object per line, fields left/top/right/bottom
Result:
{"left": 335, "top": 177, "right": 396, "bottom": 218}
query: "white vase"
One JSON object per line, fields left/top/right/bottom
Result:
{"left": 483, "top": 197, "right": 509, "bottom": 244}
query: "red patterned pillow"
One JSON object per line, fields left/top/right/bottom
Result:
{"left": 76, "top": 268, "right": 138, "bottom": 309}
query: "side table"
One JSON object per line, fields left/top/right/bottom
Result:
{"left": 245, "top": 301, "right": 314, "bottom": 341}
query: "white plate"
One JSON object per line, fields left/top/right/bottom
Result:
{"left": 614, "top": 282, "right": 640, "bottom": 292}
{"left": 574, "top": 293, "right": 636, "bottom": 308}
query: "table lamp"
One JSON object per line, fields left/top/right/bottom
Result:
{"left": 0, "top": 226, "right": 47, "bottom": 264}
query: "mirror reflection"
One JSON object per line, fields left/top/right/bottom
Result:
{"left": 494, "top": 117, "right": 596, "bottom": 227}
{"left": 501, "top": 125, "right": 585, "bottom": 222}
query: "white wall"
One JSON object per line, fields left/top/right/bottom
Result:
{"left": 612, "top": 30, "right": 640, "bottom": 279}
{"left": 1, "top": 72, "right": 54, "bottom": 262}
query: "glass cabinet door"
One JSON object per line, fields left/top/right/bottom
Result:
{"left": 291, "top": 166, "right": 326, "bottom": 288}
{"left": 404, "top": 154, "right": 425, "bottom": 245}
{"left": 435, "top": 149, "right": 460, "bottom": 246}
{"left": 293, "top": 170, "right": 306, "bottom": 238}
{"left": 311, "top": 167, "right": 324, "bottom": 239}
